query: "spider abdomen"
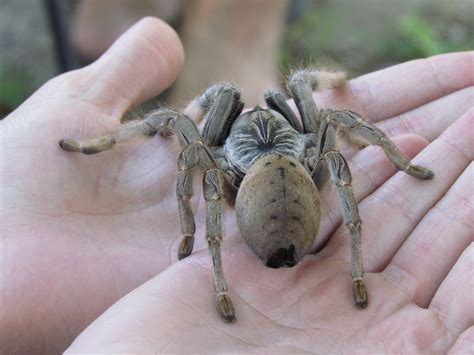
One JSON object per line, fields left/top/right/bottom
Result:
{"left": 235, "top": 154, "right": 321, "bottom": 268}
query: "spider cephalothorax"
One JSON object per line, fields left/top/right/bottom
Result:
{"left": 59, "top": 69, "right": 434, "bottom": 323}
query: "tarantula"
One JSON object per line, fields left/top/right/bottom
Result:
{"left": 59, "top": 69, "right": 434, "bottom": 323}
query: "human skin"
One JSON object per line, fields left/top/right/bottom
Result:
{"left": 1, "top": 17, "right": 473, "bottom": 354}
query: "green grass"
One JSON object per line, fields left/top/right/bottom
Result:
{"left": 0, "top": 67, "right": 30, "bottom": 112}
{"left": 280, "top": 4, "right": 473, "bottom": 76}
{"left": 389, "top": 12, "right": 474, "bottom": 60}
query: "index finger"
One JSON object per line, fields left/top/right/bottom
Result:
{"left": 316, "top": 51, "right": 474, "bottom": 122}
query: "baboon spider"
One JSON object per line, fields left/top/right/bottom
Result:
{"left": 59, "top": 69, "right": 434, "bottom": 323}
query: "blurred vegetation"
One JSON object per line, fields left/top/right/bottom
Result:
{"left": 281, "top": 1, "right": 473, "bottom": 76}
{"left": 389, "top": 12, "right": 474, "bottom": 60}
{"left": 0, "top": 67, "right": 30, "bottom": 116}
{"left": 1, "top": 0, "right": 472, "bottom": 117}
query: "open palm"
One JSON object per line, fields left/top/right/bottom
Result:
{"left": 1, "top": 19, "right": 472, "bottom": 354}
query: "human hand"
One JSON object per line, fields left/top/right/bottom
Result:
{"left": 65, "top": 51, "right": 473, "bottom": 354}
{"left": 1, "top": 18, "right": 185, "bottom": 354}
{"left": 1, "top": 18, "right": 472, "bottom": 353}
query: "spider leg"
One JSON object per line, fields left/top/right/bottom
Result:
{"left": 204, "top": 168, "right": 236, "bottom": 323}
{"left": 176, "top": 143, "right": 198, "bottom": 260}
{"left": 178, "top": 141, "right": 235, "bottom": 322}
{"left": 324, "top": 149, "right": 368, "bottom": 309}
{"left": 59, "top": 94, "right": 237, "bottom": 320}
{"left": 184, "top": 82, "right": 244, "bottom": 146}
{"left": 286, "top": 69, "right": 346, "bottom": 133}
{"left": 329, "top": 110, "right": 434, "bottom": 180}
{"left": 183, "top": 82, "right": 243, "bottom": 201}
{"left": 58, "top": 109, "right": 193, "bottom": 154}
{"left": 213, "top": 146, "right": 240, "bottom": 203}
{"left": 264, "top": 90, "right": 302, "bottom": 132}
{"left": 311, "top": 122, "right": 368, "bottom": 308}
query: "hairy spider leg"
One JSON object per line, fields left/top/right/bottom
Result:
{"left": 313, "top": 119, "right": 369, "bottom": 308}
{"left": 180, "top": 84, "right": 246, "bottom": 322}
{"left": 59, "top": 107, "right": 236, "bottom": 322}
{"left": 177, "top": 141, "right": 236, "bottom": 323}
{"left": 59, "top": 109, "right": 180, "bottom": 154}
{"left": 184, "top": 82, "right": 244, "bottom": 146}
{"left": 204, "top": 168, "right": 235, "bottom": 323}
{"left": 264, "top": 90, "right": 302, "bottom": 132}
{"left": 286, "top": 69, "right": 346, "bottom": 133}
{"left": 327, "top": 109, "right": 434, "bottom": 180}
{"left": 326, "top": 149, "right": 368, "bottom": 308}
{"left": 286, "top": 70, "right": 434, "bottom": 310}
{"left": 285, "top": 69, "right": 368, "bottom": 308}
{"left": 183, "top": 81, "right": 246, "bottom": 196}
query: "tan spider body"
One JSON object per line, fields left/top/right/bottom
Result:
{"left": 59, "top": 69, "right": 433, "bottom": 323}
{"left": 236, "top": 154, "right": 321, "bottom": 268}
